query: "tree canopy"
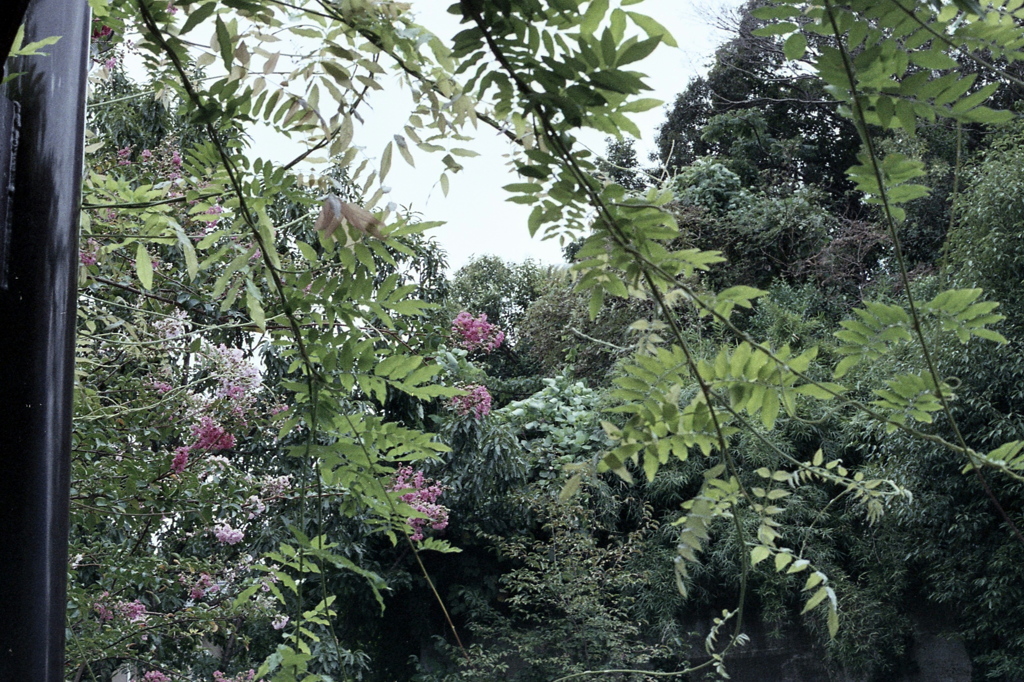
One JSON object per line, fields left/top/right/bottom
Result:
{"left": 27, "top": 0, "right": 1024, "bottom": 680}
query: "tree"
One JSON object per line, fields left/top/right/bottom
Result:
{"left": 51, "top": 0, "right": 1024, "bottom": 679}
{"left": 655, "top": 1, "right": 862, "bottom": 213}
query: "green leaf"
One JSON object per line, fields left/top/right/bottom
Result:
{"left": 136, "top": 243, "right": 153, "bottom": 290}
{"left": 380, "top": 141, "right": 393, "bottom": 181}
{"left": 802, "top": 586, "right": 828, "bottom": 614}
{"left": 590, "top": 70, "right": 647, "bottom": 94}
{"left": 246, "top": 288, "right": 266, "bottom": 330}
{"left": 215, "top": 16, "right": 233, "bottom": 71}
{"left": 617, "top": 35, "right": 662, "bottom": 66}
{"left": 395, "top": 135, "right": 415, "bottom": 167}
{"left": 580, "top": 0, "right": 609, "bottom": 36}
{"left": 911, "top": 49, "right": 959, "bottom": 70}
{"left": 783, "top": 32, "right": 807, "bottom": 60}
{"left": 560, "top": 473, "right": 583, "bottom": 500}
{"left": 752, "top": 22, "right": 799, "bottom": 37}
{"left": 295, "top": 240, "right": 318, "bottom": 264}
{"left": 180, "top": 1, "right": 216, "bottom": 35}
{"left": 619, "top": 97, "right": 662, "bottom": 113}
{"left": 626, "top": 11, "right": 677, "bottom": 47}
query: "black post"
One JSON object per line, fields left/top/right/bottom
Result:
{"left": 0, "top": 0, "right": 90, "bottom": 678}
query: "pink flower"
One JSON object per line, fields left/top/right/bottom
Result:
{"left": 261, "top": 475, "right": 292, "bottom": 498}
{"left": 79, "top": 239, "right": 99, "bottom": 266}
{"left": 213, "top": 523, "right": 244, "bottom": 545}
{"left": 141, "top": 149, "right": 153, "bottom": 161}
{"left": 271, "top": 614, "right": 289, "bottom": 630}
{"left": 389, "top": 467, "right": 450, "bottom": 541}
{"left": 191, "top": 417, "right": 235, "bottom": 451}
{"left": 171, "top": 151, "right": 182, "bottom": 167}
{"left": 93, "top": 592, "right": 114, "bottom": 622}
{"left": 186, "top": 572, "right": 213, "bottom": 600}
{"left": 92, "top": 24, "right": 113, "bottom": 40}
{"left": 170, "top": 446, "right": 190, "bottom": 474}
{"left": 144, "top": 672, "right": 169, "bottom": 682}
{"left": 208, "top": 344, "right": 261, "bottom": 417}
{"left": 151, "top": 380, "right": 173, "bottom": 393}
{"left": 120, "top": 599, "right": 147, "bottom": 623}
{"left": 153, "top": 309, "right": 188, "bottom": 340}
{"left": 94, "top": 593, "right": 148, "bottom": 625}
{"left": 451, "top": 312, "right": 505, "bottom": 354}
{"left": 246, "top": 495, "right": 266, "bottom": 520}
{"left": 450, "top": 384, "right": 492, "bottom": 419}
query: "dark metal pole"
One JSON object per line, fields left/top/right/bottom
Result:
{"left": 0, "top": 0, "right": 90, "bottom": 678}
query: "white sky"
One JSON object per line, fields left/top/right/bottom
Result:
{"left": 249, "top": 1, "right": 745, "bottom": 270}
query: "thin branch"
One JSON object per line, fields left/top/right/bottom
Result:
{"left": 83, "top": 192, "right": 218, "bottom": 210}
{"left": 92, "top": 275, "right": 180, "bottom": 306}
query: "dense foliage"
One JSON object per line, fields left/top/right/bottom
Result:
{"left": 14, "top": 0, "right": 1024, "bottom": 679}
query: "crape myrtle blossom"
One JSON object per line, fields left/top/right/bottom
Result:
{"left": 153, "top": 309, "right": 189, "bottom": 340}
{"left": 92, "top": 593, "right": 148, "bottom": 625}
{"left": 170, "top": 446, "right": 190, "bottom": 474}
{"left": 389, "top": 467, "right": 449, "bottom": 541}
{"left": 143, "top": 672, "right": 169, "bottom": 682}
{"left": 79, "top": 238, "right": 99, "bottom": 266}
{"left": 191, "top": 416, "right": 236, "bottom": 451}
{"left": 161, "top": 341, "right": 266, "bottom": 473}
{"left": 151, "top": 380, "right": 173, "bottom": 393}
{"left": 245, "top": 495, "right": 267, "bottom": 519}
{"left": 213, "top": 522, "right": 245, "bottom": 545}
{"left": 451, "top": 311, "right": 504, "bottom": 354}
{"left": 261, "top": 474, "right": 293, "bottom": 498}
{"left": 451, "top": 384, "right": 492, "bottom": 419}
{"left": 213, "top": 670, "right": 255, "bottom": 682}
{"left": 182, "top": 572, "right": 215, "bottom": 601}
{"left": 207, "top": 343, "right": 262, "bottom": 417}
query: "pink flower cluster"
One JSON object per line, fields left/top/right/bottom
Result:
{"left": 191, "top": 417, "right": 236, "bottom": 451}
{"left": 261, "top": 474, "right": 292, "bottom": 498}
{"left": 143, "top": 672, "right": 169, "bottom": 682}
{"left": 167, "top": 417, "right": 234, "bottom": 474}
{"left": 153, "top": 309, "right": 188, "bottom": 340}
{"left": 121, "top": 599, "right": 146, "bottom": 622}
{"left": 451, "top": 384, "right": 492, "bottom": 419}
{"left": 92, "top": 23, "right": 113, "bottom": 41}
{"left": 93, "top": 593, "right": 147, "bottom": 624}
{"left": 451, "top": 312, "right": 504, "bottom": 354}
{"left": 213, "top": 523, "right": 245, "bottom": 545}
{"left": 170, "top": 446, "right": 190, "bottom": 474}
{"left": 208, "top": 344, "right": 261, "bottom": 417}
{"left": 389, "top": 467, "right": 449, "bottom": 541}
{"left": 182, "top": 572, "right": 215, "bottom": 600}
{"left": 79, "top": 239, "right": 99, "bottom": 266}
{"left": 151, "top": 380, "right": 173, "bottom": 393}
